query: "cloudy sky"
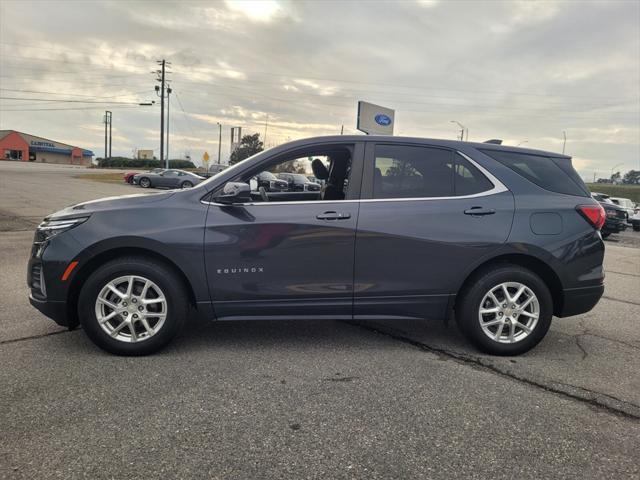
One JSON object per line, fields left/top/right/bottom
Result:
{"left": 0, "top": 0, "right": 638, "bottom": 178}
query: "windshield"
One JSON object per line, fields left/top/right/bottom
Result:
{"left": 290, "top": 173, "right": 309, "bottom": 182}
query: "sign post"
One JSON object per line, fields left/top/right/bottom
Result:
{"left": 356, "top": 101, "right": 395, "bottom": 135}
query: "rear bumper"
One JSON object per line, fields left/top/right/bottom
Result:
{"left": 557, "top": 284, "right": 604, "bottom": 317}
{"left": 29, "top": 294, "right": 69, "bottom": 327}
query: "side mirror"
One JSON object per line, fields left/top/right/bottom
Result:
{"left": 216, "top": 182, "right": 252, "bottom": 205}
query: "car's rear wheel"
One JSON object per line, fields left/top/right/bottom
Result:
{"left": 180, "top": 180, "right": 193, "bottom": 189}
{"left": 139, "top": 177, "right": 151, "bottom": 188}
{"left": 456, "top": 265, "right": 552, "bottom": 355}
{"left": 78, "top": 257, "right": 187, "bottom": 355}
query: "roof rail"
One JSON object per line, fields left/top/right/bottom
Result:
{"left": 483, "top": 139, "right": 503, "bottom": 145}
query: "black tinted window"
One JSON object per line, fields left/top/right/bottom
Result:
{"left": 480, "top": 149, "right": 588, "bottom": 197}
{"left": 454, "top": 154, "right": 494, "bottom": 195}
{"left": 374, "top": 145, "right": 453, "bottom": 198}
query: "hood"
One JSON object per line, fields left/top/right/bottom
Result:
{"left": 599, "top": 201, "right": 625, "bottom": 211}
{"left": 48, "top": 191, "right": 176, "bottom": 219}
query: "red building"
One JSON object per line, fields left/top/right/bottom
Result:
{"left": 0, "top": 130, "right": 94, "bottom": 166}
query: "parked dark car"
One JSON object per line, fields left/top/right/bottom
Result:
{"left": 253, "top": 171, "right": 288, "bottom": 192}
{"left": 276, "top": 172, "right": 321, "bottom": 191}
{"left": 28, "top": 135, "right": 605, "bottom": 356}
{"left": 592, "top": 192, "right": 627, "bottom": 238}
{"left": 132, "top": 169, "right": 205, "bottom": 189}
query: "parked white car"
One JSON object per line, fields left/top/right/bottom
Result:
{"left": 610, "top": 197, "right": 636, "bottom": 220}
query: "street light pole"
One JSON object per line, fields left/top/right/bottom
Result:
{"left": 217, "top": 122, "right": 222, "bottom": 165}
{"left": 610, "top": 163, "right": 624, "bottom": 181}
{"left": 450, "top": 120, "right": 466, "bottom": 141}
{"left": 562, "top": 130, "right": 567, "bottom": 154}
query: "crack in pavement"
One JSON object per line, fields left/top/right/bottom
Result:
{"left": 342, "top": 320, "right": 640, "bottom": 421}
{"left": 602, "top": 296, "right": 640, "bottom": 306}
{"left": 606, "top": 270, "right": 640, "bottom": 278}
{"left": 0, "top": 329, "right": 71, "bottom": 345}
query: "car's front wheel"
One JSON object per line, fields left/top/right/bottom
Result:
{"left": 139, "top": 177, "right": 151, "bottom": 188}
{"left": 180, "top": 180, "right": 193, "bottom": 189}
{"left": 78, "top": 257, "right": 188, "bottom": 355}
{"left": 456, "top": 265, "right": 552, "bottom": 356}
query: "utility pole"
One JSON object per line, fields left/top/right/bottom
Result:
{"left": 108, "top": 112, "right": 112, "bottom": 159}
{"left": 217, "top": 122, "right": 222, "bottom": 165}
{"left": 166, "top": 87, "right": 172, "bottom": 163}
{"left": 562, "top": 130, "right": 567, "bottom": 154}
{"left": 340, "top": 125, "right": 344, "bottom": 135}
{"left": 155, "top": 59, "right": 171, "bottom": 169}
{"left": 103, "top": 111, "right": 112, "bottom": 160}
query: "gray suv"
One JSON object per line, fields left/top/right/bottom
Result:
{"left": 28, "top": 136, "right": 605, "bottom": 356}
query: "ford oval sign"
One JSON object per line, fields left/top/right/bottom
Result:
{"left": 375, "top": 114, "right": 392, "bottom": 126}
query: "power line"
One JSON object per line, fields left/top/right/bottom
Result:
{"left": 0, "top": 105, "right": 144, "bottom": 112}
{"left": 0, "top": 96, "right": 152, "bottom": 105}
{"left": 0, "top": 88, "right": 152, "bottom": 99}
{"left": 3, "top": 44, "right": 636, "bottom": 103}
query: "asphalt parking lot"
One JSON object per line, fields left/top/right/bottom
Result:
{"left": 1, "top": 161, "right": 639, "bottom": 479}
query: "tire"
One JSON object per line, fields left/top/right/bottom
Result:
{"left": 456, "top": 265, "right": 553, "bottom": 356}
{"left": 78, "top": 256, "right": 188, "bottom": 355}
{"left": 139, "top": 177, "right": 151, "bottom": 188}
{"left": 180, "top": 181, "right": 193, "bottom": 189}
{"left": 633, "top": 224, "right": 640, "bottom": 232}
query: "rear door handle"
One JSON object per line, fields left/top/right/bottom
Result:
{"left": 316, "top": 211, "right": 351, "bottom": 220}
{"left": 464, "top": 207, "right": 496, "bottom": 216}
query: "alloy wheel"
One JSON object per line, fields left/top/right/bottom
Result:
{"left": 478, "top": 282, "right": 540, "bottom": 344}
{"left": 94, "top": 275, "right": 167, "bottom": 343}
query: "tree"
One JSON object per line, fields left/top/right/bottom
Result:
{"left": 229, "top": 133, "right": 264, "bottom": 165}
{"left": 611, "top": 171, "right": 621, "bottom": 183}
{"left": 623, "top": 170, "right": 640, "bottom": 185}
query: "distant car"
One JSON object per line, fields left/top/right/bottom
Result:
{"left": 276, "top": 172, "right": 321, "bottom": 191}
{"left": 133, "top": 169, "right": 205, "bottom": 189}
{"left": 124, "top": 168, "right": 163, "bottom": 184}
{"left": 592, "top": 193, "right": 627, "bottom": 238}
{"left": 630, "top": 212, "right": 640, "bottom": 232}
{"left": 253, "top": 171, "right": 288, "bottom": 192}
{"left": 609, "top": 197, "right": 636, "bottom": 220}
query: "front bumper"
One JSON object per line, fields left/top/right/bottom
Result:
{"left": 557, "top": 284, "right": 604, "bottom": 317}
{"left": 29, "top": 293, "right": 69, "bottom": 327}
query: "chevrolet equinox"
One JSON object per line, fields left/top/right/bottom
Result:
{"left": 28, "top": 136, "right": 606, "bottom": 356}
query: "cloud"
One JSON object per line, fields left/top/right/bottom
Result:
{"left": 0, "top": 0, "right": 637, "bottom": 173}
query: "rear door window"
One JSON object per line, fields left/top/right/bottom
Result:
{"left": 454, "top": 154, "right": 494, "bottom": 195}
{"left": 480, "top": 149, "right": 589, "bottom": 197}
{"left": 373, "top": 145, "right": 454, "bottom": 198}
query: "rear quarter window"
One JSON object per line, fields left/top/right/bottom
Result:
{"left": 480, "top": 149, "right": 589, "bottom": 197}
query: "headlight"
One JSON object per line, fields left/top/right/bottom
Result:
{"left": 36, "top": 217, "right": 89, "bottom": 241}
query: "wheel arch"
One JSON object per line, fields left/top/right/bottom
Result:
{"left": 65, "top": 246, "right": 197, "bottom": 328}
{"left": 455, "top": 253, "right": 564, "bottom": 316}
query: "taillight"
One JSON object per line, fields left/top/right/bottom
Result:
{"left": 576, "top": 204, "right": 605, "bottom": 230}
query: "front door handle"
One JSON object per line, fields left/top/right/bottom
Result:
{"left": 464, "top": 206, "right": 496, "bottom": 216}
{"left": 316, "top": 211, "right": 351, "bottom": 220}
